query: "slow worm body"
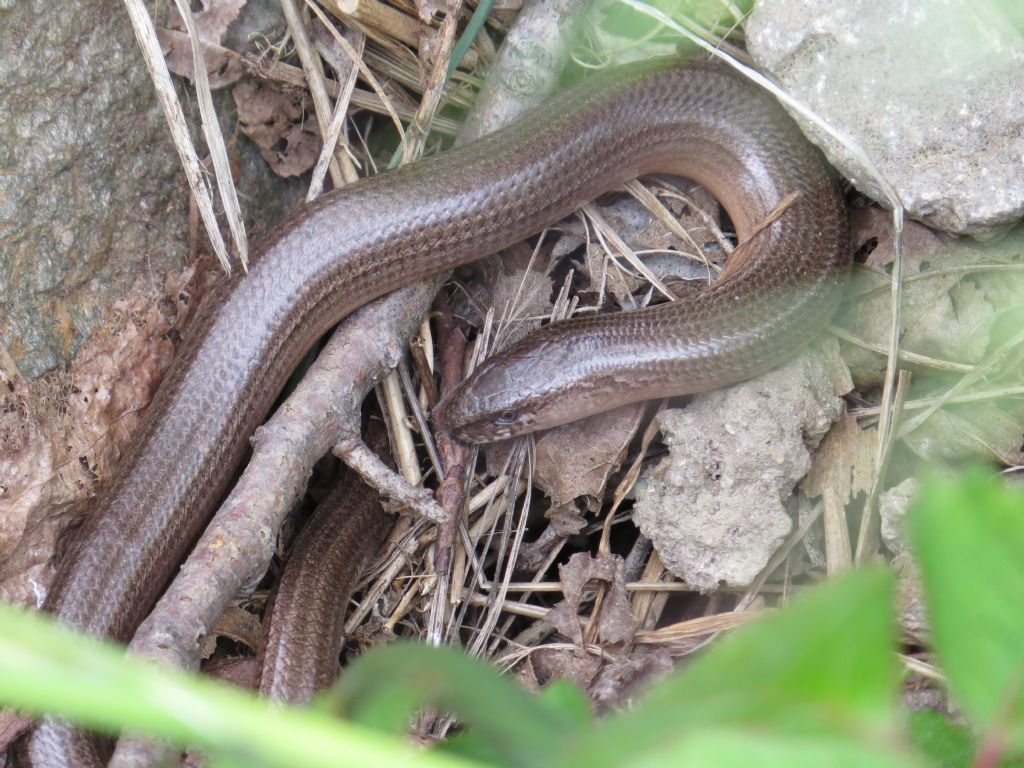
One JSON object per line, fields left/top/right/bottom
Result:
{"left": 27, "top": 57, "right": 848, "bottom": 765}
{"left": 257, "top": 466, "right": 391, "bottom": 703}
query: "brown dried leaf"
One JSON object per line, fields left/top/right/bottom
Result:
{"left": 524, "top": 647, "right": 602, "bottom": 691}
{"left": 544, "top": 501, "right": 586, "bottom": 537}
{"left": 589, "top": 647, "right": 672, "bottom": 713}
{"left": 233, "top": 79, "right": 322, "bottom": 177}
{"left": 160, "top": 0, "right": 248, "bottom": 87}
{"left": 533, "top": 403, "right": 643, "bottom": 507}
{"left": 0, "top": 266, "right": 204, "bottom": 605}
{"left": 201, "top": 655, "right": 260, "bottom": 690}
{"left": 211, "top": 605, "right": 263, "bottom": 651}
{"left": 0, "top": 708, "right": 35, "bottom": 754}
{"left": 802, "top": 410, "right": 878, "bottom": 572}
{"left": 545, "top": 552, "right": 638, "bottom": 645}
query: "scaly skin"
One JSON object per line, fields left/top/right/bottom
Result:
{"left": 26, "top": 58, "right": 847, "bottom": 766}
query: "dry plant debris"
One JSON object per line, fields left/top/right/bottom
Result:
{"left": 0, "top": 265, "right": 208, "bottom": 604}
{"left": 160, "top": 0, "right": 248, "bottom": 86}
{"left": 234, "top": 78, "right": 324, "bottom": 176}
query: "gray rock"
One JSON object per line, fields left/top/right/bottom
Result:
{"left": 634, "top": 342, "right": 845, "bottom": 590}
{"left": 747, "top": 0, "right": 1024, "bottom": 238}
{"left": 879, "top": 478, "right": 929, "bottom": 634}
{"left": 0, "top": 0, "right": 193, "bottom": 378}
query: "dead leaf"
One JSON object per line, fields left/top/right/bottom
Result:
{"left": 211, "top": 605, "right": 263, "bottom": 651}
{"left": 233, "top": 79, "right": 322, "bottom": 177}
{"left": 544, "top": 501, "right": 587, "bottom": 537}
{"left": 545, "top": 552, "right": 638, "bottom": 645}
{"left": 802, "top": 411, "right": 878, "bottom": 573}
{"left": 524, "top": 647, "right": 602, "bottom": 691}
{"left": 201, "top": 654, "right": 259, "bottom": 689}
{"left": 0, "top": 266, "right": 206, "bottom": 605}
{"left": 803, "top": 411, "right": 878, "bottom": 503}
{"left": 589, "top": 647, "right": 672, "bottom": 713}
{"left": 0, "top": 708, "right": 35, "bottom": 754}
{"left": 160, "top": 0, "right": 248, "bottom": 87}
{"left": 533, "top": 403, "right": 643, "bottom": 507}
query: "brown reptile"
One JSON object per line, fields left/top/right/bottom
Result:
{"left": 257, "top": 424, "right": 393, "bottom": 704}
{"left": 25, "top": 57, "right": 848, "bottom": 765}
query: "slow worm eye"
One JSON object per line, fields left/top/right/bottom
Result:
{"left": 496, "top": 410, "right": 517, "bottom": 425}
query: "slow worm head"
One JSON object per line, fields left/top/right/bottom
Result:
{"left": 434, "top": 61, "right": 848, "bottom": 443}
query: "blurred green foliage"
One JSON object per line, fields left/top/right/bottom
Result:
{"left": 2, "top": 469, "right": 1024, "bottom": 766}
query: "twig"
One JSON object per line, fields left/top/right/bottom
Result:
{"left": 114, "top": 287, "right": 444, "bottom": 766}
{"left": 428, "top": 293, "right": 472, "bottom": 644}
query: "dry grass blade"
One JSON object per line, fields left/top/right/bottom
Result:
{"left": 470, "top": 449, "right": 535, "bottom": 656}
{"left": 307, "top": 30, "right": 366, "bottom": 199}
{"left": 896, "top": 325, "right": 1024, "bottom": 441}
{"left": 280, "top": 0, "right": 352, "bottom": 187}
{"left": 302, "top": 0, "right": 409, "bottom": 138}
{"left": 853, "top": 262, "right": 1024, "bottom": 301}
{"left": 398, "top": 0, "right": 463, "bottom": 164}
{"left": 852, "top": 385, "right": 1024, "bottom": 420}
{"left": 121, "top": 0, "right": 235, "bottom": 273}
{"left": 856, "top": 369, "right": 911, "bottom": 562}
{"left": 716, "top": 190, "right": 799, "bottom": 281}
{"left": 322, "top": 0, "right": 420, "bottom": 46}
{"left": 623, "top": 179, "right": 719, "bottom": 274}
{"left": 583, "top": 203, "right": 678, "bottom": 301}
{"left": 736, "top": 500, "right": 823, "bottom": 612}
{"left": 635, "top": 609, "right": 757, "bottom": 644}
{"left": 828, "top": 325, "right": 974, "bottom": 374}
{"left": 246, "top": 55, "right": 462, "bottom": 134}
{"left": 378, "top": 370, "right": 423, "bottom": 485}
{"left": 648, "top": 177, "right": 735, "bottom": 255}
{"left": 900, "top": 653, "right": 946, "bottom": 682}
{"left": 171, "top": 0, "right": 249, "bottom": 269}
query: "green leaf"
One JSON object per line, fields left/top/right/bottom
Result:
{"left": 909, "top": 469, "right": 1024, "bottom": 750}
{"left": 563, "top": 568, "right": 901, "bottom": 767}
{"left": 908, "top": 710, "right": 975, "bottom": 768}
{"left": 324, "top": 642, "right": 586, "bottom": 768}
{"left": 536, "top": 680, "right": 592, "bottom": 729}
{"left": 0, "top": 603, "right": 484, "bottom": 768}
{"left": 628, "top": 726, "right": 920, "bottom": 768}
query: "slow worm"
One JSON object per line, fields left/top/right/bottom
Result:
{"left": 257, "top": 458, "right": 391, "bottom": 703}
{"left": 26, "top": 57, "right": 848, "bottom": 766}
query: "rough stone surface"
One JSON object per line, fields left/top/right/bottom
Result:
{"left": 879, "top": 477, "right": 928, "bottom": 635}
{"left": 0, "top": 0, "right": 192, "bottom": 378}
{"left": 746, "top": 0, "right": 1024, "bottom": 238}
{"left": 633, "top": 343, "right": 846, "bottom": 590}
{"left": 838, "top": 211, "right": 1024, "bottom": 465}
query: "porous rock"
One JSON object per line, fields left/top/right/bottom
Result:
{"left": 746, "top": 0, "right": 1024, "bottom": 238}
{"left": 633, "top": 342, "right": 846, "bottom": 590}
{"left": 0, "top": 0, "right": 190, "bottom": 377}
{"left": 879, "top": 477, "right": 928, "bottom": 635}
